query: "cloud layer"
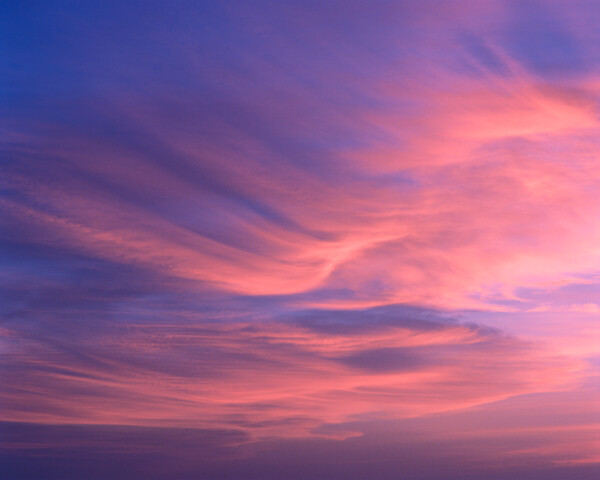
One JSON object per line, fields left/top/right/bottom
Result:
{"left": 1, "top": 1, "right": 599, "bottom": 479}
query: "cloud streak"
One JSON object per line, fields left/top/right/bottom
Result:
{"left": 1, "top": 300, "right": 583, "bottom": 439}
{"left": 2, "top": 0, "right": 599, "bottom": 479}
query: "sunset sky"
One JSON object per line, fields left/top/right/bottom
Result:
{"left": 1, "top": 1, "right": 599, "bottom": 479}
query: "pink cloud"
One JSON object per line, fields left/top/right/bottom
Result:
{"left": 1, "top": 313, "right": 582, "bottom": 440}
{"left": 2, "top": 1, "right": 599, "bottom": 477}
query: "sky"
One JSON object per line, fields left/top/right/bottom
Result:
{"left": 1, "top": 1, "right": 599, "bottom": 479}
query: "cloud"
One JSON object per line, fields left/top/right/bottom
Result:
{"left": 4, "top": 20, "right": 599, "bottom": 307}
{"left": 2, "top": 1, "right": 599, "bottom": 479}
{"left": 1, "top": 298, "right": 582, "bottom": 440}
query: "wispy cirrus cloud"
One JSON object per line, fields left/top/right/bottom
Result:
{"left": 1, "top": 290, "right": 582, "bottom": 439}
{"left": 1, "top": 1, "right": 599, "bottom": 479}
{"left": 4, "top": 14, "right": 599, "bottom": 306}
